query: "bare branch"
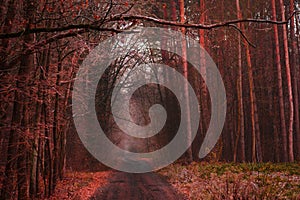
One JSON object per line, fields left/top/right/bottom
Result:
{"left": 0, "top": 25, "right": 121, "bottom": 39}
{"left": 228, "top": 24, "right": 256, "bottom": 48}
{"left": 110, "top": 10, "right": 298, "bottom": 29}
{"left": 0, "top": 11, "right": 298, "bottom": 41}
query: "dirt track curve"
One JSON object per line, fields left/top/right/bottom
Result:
{"left": 89, "top": 171, "right": 186, "bottom": 200}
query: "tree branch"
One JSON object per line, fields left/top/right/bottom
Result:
{"left": 0, "top": 11, "right": 298, "bottom": 40}
{"left": 0, "top": 25, "right": 121, "bottom": 39}
{"left": 228, "top": 24, "right": 256, "bottom": 48}
{"left": 110, "top": 10, "right": 298, "bottom": 29}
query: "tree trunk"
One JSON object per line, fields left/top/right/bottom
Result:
{"left": 17, "top": 4, "right": 37, "bottom": 199}
{"left": 271, "top": 0, "right": 288, "bottom": 162}
{"left": 279, "top": 0, "right": 294, "bottom": 162}
{"left": 234, "top": 0, "right": 245, "bottom": 163}
{"left": 29, "top": 39, "right": 40, "bottom": 198}
{"left": 179, "top": 0, "right": 193, "bottom": 162}
{"left": 52, "top": 50, "right": 63, "bottom": 192}
{"left": 1, "top": 1, "right": 36, "bottom": 199}
{"left": 42, "top": 45, "right": 53, "bottom": 197}
{"left": 289, "top": 0, "right": 300, "bottom": 161}
{"left": 198, "top": 0, "right": 210, "bottom": 144}
{"left": 236, "top": 0, "right": 262, "bottom": 162}
{"left": 0, "top": 0, "right": 16, "bottom": 199}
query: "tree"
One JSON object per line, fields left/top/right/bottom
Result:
{"left": 236, "top": 0, "right": 262, "bottom": 163}
{"left": 289, "top": 0, "right": 300, "bottom": 161}
{"left": 0, "top": 1, "right": 299, "bottom": 199}
{"left": 179, "top": 0, "right": 193, "bottom": 162}
{"left": 271, "top": 0, "right": 288, "bottom": 162}
{"left": 234, "top": 0, "right": 246, "bottom": 162}
{"left": 279, "top": 0, "right": 294, "bottom": 162}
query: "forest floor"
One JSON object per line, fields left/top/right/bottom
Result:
{"left": 158, "top": 162, "right": 300, "bottom": 199}
{"left": 44, "top": 171, "right": 112, "bottom": 200}
{"left": 44, "top": 162, "right": 300, "bottom": 200}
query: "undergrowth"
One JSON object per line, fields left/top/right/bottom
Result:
{"left": 158, "top": 162, "right": 300, "bottom": 200}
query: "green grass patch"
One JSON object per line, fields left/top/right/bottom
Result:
{"left": 158, "top": 162, "right": 300, "bottom": 199}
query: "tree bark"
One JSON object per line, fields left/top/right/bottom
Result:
{"left": 17, "top": 1, "right": 37, "bottom": 199}
{"left": 271, "top": 0, "right": 288, "bottom": 162}
{"left": 234, "top": 0, "right": 245, "bottom": 163}
{"left": 51, "top": 47, "right": 63, "bottom": 193}
{"left": 279, "top": 0, "right": 294, "bottom": 162}
{"left": 1, "top": 1, "right": 36, "bottom": 199}
{"left": 236, "top": 0, "right": 262, "bottom": 162}
{"left": 179, "top": 0, "right": 193, "bottom": 162}
{"left": 289, "top": 0, "right": 300, "bottom": 161}
{"left": 198, "top": 0, "right": 210, "bottom": 143}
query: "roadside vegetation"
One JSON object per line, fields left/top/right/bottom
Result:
{"left": 42, "top": 171, "right": 111, "bottom": 200}
{"left": 158, "top": 162, "right": 300, "bottom": 199}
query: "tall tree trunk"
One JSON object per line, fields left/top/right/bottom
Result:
{"left": 52, "top": 50, "right": 62, "bottom": 192}
{"left": 290, "top": 0, "right": 300, "bottom": 161}
{"left": 179, "top": 0, "right": 193, "bottom": 162}
{"left": 271, "top": 0, "right": 288, "bottom": 162}
{"left": 236, "top": 0, "right": 262, "bottom": 162}
{"left": 198, "top": 0, "right": 210, "bottom": 144}
{"left": 17, "top": 1, "right": 37, "bottom": 198}
{"left": 234, "top": 0, "right": 245, "bottom": 162}
{"left": 42, "top": 45, "right": 53, "bottom": 197}
{"left": 59, "top": 61, "right": 75, "bottom": 177}
{"left": 1, "top": 88, "right": 20, "bottom": 200}
{"left": 279, "top": 0, "right": 294, "bottom": 162}
{"left": 270, "top": 87, "right": 280, "bottom": 162}
{"left": 29, "top": 38, "right": 40, "bottom": 198}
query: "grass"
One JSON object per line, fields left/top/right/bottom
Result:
{"left": 158, "top": 162, "right": 300, "bottom": 200}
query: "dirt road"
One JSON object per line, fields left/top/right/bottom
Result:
{"left": 89, "top": 171, "right": 186, "bottom": 200}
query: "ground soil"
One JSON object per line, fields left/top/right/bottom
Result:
{"left": 89, "top": 171, "right": 186, "bottom": 200}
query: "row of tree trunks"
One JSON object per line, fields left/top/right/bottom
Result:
{"left": 270, "top": 0, "right": 295, "bottom": 162}
{"left": 271, "top": 0, "right": 288, "bottom": 162}
{"left": 236, "top": 0, "right": 262, "bottom": 163}
{"left": 161, "top": 0, "right": 298, "bottom": 163}
{"left": 1, "top": 0, "right": 36, "bottom": 199}
{"left": 1, "top": 2, "right": 299, "bottom": 200}
{"left": 1, "top": 10, "right": 73, "bottom": 200}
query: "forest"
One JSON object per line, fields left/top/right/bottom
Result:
{"left": 0, "top": 0, "right": 299, "bottom": 199}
